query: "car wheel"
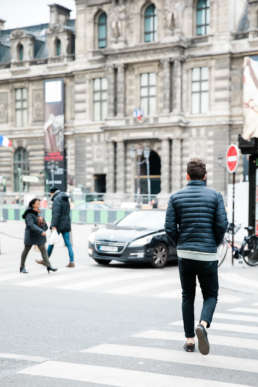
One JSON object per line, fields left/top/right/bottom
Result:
{"left": 94, "top": 259, "right": 112, "bottom": 265}
{"left": 151, "top": 243, "right": 168, "bottom": 268}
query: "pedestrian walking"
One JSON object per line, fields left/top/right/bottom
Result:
{"left": 37, "top": 187, "right": 75, "bottom": 268}
{"left": 20, "top": 198, "right": 57, "bottom": 274}
{"left": 165, "top": 158, "right": 228, "bottom": 355}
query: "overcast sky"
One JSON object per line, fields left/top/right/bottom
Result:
{"left": 1, "top": 0, "right": 76, "bottom": 29}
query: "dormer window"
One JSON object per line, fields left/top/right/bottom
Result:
{"left": 98, "top": 12, "right": 107, "bottom": 49}
{"left": 17, "top": 43, "right": 24, "bottom": 61}
{"left": 196, "top": 0, "right": 210, "bottom": 36}
{"left": 144, "top": 4, "right": 157, "bottom": 43}
{"left": 55, "top": 38, "right": 61, "bottom": 56}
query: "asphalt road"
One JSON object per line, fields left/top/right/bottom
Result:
{"left": 0, "top": 221, "right": 258, "bottom": 386}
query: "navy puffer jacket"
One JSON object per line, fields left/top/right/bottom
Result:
{"left": 51, "top": 191, "right": 71, "bottom": 233}
{"left": 165, "top": 180, "right": 228, "bottom": 253}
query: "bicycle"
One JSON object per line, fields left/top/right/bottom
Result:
{"left": 218, "top": 223, "right": 258, "bottom": 267}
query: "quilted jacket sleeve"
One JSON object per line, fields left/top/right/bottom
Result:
{"left": 26, "top": 214, "right": 44, "bottom": 234}
{"left": 51, "top": 198, "right": 62, "bottom": 229}
{"left": 214, "top": 192, "right": 228, "bottom": 246}
{"left": 165, "top": 195, "right": 178, "bottom": 247}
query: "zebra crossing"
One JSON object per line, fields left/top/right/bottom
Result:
{"left": 0, "top": 262, "right": 249, "bottom": 303}
{"left": 18, "top": 301, "right": 258, "bottom": 386}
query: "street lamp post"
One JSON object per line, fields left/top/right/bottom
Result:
{"left": 143, "top": 147, "right": 151, "bottom": 204}
{"left": 130, "top": 146, "right": 151, "bottom": 206}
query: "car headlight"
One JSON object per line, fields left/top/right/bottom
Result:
{"left": 88, "top": 232, "right": 96, "bottom": 244}
{"left": 129, "top": 235, "right": 153, "bottom": 248}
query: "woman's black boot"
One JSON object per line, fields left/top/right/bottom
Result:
{"left": 47, "top": 266, "right": 58, "bottom": 274}
{"left": 20, "top": 267, "right": 28, "bottom": 274}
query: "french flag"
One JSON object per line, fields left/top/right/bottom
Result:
{"left": 133, "top": 108, "right": 143, "bottom": 122}
{"left": 0, "top": 136, "right": 12, "bottom": 147}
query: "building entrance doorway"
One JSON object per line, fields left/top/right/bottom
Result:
{"left": 137, "top": 150, "right": 161, "bottom": 195}
{"left": 94, "top": 174, "right": 106, "bottom": 193}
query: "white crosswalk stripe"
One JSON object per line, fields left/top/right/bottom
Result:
{"left": 18, "top": 267, "right": 122, "bottom": 288}
{"left": 228, "top": 307, "right": 258, "bottom": 315}
{"left": 220, "top": 272, "right": 258, "bottom": 291}
{"left": 58, "top": 270, "right": 167, "bottom": 291}
{"left": 215, "top": 312, "right": 258, "bottom": 323}
{"left": 83, "top": 343, "right": 258, "bottom": 374}
{"left": 20, "top": 360, "right": 248, "bottom": 387}
{"left": 0, "top": 265, "right": 244, "bottom": 303}
{"left": 156, "top": 289, "right": 242, "bottom": 304}
{"left": 18, "top": 306, "right": 258, "bottom": 386}
{"left": 134, "top": 329, "right": 258, "bottom": 350}
{"left": 171, "top": 320, "right": 258, "bottom": 334}
{"left": 0, "top": 353, "right": 47, "bottom": 362}
{"left": 106, "top": 277, "right": 179, "bottom": 295}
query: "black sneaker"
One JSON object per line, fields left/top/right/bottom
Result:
{"left": 195, "top": 324, "right": 209, "bottom": 355}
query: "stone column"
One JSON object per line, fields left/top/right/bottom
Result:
{"left": 106, "top": 141, "right": 115, "bottom": 193}
{"left": 171, "top": 139, "right": 182, "bottom": 192}
{"left": 117, "top": 64, "right": 125, "bottom": 117}
{"left": 106, "top": 65, "right": 115, "bottom": 118}
{"left": 162, "top": 59, "right": 171, "bottom": 114}
{"left": 174, "top": 59, "right": 182, "bottom": 114}
{"left": 116, "top": 140, "right": 125, "bottom": 192}
{"left": 161, "top": 139, "right": 171, "bottom": 193}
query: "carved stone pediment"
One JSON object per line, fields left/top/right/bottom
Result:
{"left": 47, "top": 24, "right": 74, "bottom": 37}
{"left": 10, "top": 29, "right": 34, "bottom": 42}
{"left": 11, "top": 30, "right": 27, "bottom": 40}
{"left": 48, "top": 24, "right": 65, "bottom": 34}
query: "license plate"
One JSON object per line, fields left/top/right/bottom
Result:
{"left": 99, "top": 245, "right": 118, "bottom": 252}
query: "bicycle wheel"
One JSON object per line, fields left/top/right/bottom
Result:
{"left": 242, "top": 236, "right": 258, "bottom": 266}
{"left": 217, "top": 239, "right": 229, "bottom": 267}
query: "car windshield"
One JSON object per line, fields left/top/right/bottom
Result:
{"left": 117, "top": 211, "right": 165, "bottom": 229}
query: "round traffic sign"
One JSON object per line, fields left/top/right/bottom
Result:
{"left": 226, "top": 144, "right": 239, "bottom": 173}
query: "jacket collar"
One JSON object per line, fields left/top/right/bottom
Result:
{"left": 51, "top": 190, "right": 61, "bottom": 201}
{"left": 187, "top": 180, "right": 206, "bottom": 186}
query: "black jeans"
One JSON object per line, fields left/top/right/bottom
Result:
{"left": 20, "top": 245, "right": 51, "bottom": 268}
{"left": 178, "top": 258, "right": 219, "bottom": 338}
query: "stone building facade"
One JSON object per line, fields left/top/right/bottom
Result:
{"left": 0, "top": 0, "right": 256, "bottom": 198}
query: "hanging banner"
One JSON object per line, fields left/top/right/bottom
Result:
{"left": 243, "top": 56, "right": 258, "bottom": 140}
{"left": 44, "top": 79, "right": 66, "bottom": 191}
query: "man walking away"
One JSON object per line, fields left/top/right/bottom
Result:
{"left": 37, "top": 187, "right": 75, "bottom": 268}
{"left": 165, "top": 159, "right": 228, "bottom": 355}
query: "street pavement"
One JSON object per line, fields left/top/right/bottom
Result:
{"left": 0, "top": 221, "right": 258, "bottom": 386}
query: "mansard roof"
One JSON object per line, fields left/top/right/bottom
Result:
{"left": 0, "top": 19, "right": 75, "bottom": 65}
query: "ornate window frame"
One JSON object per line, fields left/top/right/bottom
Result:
{"left": 143, "top": 3, "right": 157, "bottom": 43}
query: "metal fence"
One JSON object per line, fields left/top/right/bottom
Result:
{"left": 0, "top": 192, "right": 170, "bottom": 210}
{"left": 0, "top": 192, "right": 170, "bottom": 224}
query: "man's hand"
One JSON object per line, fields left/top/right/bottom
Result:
{"left": 42, "top": 232, "right": 46, "bottom": 237}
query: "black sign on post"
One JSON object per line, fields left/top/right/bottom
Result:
{"left": 44, "top": 79, "right": 66, "bottom": 192}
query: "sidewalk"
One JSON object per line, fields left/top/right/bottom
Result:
{"left": 219, "top": 256, "right": 258, "bottom": 295}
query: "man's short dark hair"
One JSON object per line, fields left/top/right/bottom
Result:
{"left": 50, "top": 187, "right": 58, "bottom": 194}
{"left": 187, "top": 158, "right": 207, "bottom": 180}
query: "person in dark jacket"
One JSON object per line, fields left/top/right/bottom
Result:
{"left": 20, "top": 198, "right": 57, "bottom": 274}
{"left": 165, "top": 158, "right": 228, "bottom": 355}
{"left": 40, "top": 187, "right": 75, "bottom": 268}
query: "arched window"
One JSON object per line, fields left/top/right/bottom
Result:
{"left": 196, "top": 0, "right": 210, "bottom": 36}
{"left": 14, "top": 147, "right": 29, "bottom": 192}
{"left": 144, "top": 4, "right": 157, "bottom": 43}
{"left": 17, "top": 43, "right": 24, "bottom": 61}
{"left": 98, "top": 12, "right": 107, "bottom": 49}
{"left": 55, "top": 38, "right": 61, "bottom": 56}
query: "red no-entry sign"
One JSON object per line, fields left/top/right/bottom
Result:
{"left": 226, "top": 144, "right": 239, "bottom": 173}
